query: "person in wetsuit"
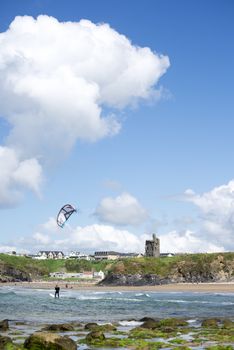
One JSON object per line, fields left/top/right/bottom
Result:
{"left": 54, "top": 285, "right": 60, "bottom": 298}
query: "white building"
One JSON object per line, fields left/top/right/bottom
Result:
{"left": 93, "top": 270, "right": 105, "bottom": 280}
{"left": 49, "top": 270, "right": 104, "bottom": 280}
{"left": 37, "top": 251, "right": 65, "bottom": 259}
{"left": 67, "top": 251, "right": 92, "bottom": 260}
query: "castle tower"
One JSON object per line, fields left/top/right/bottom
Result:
{"left": 145, "top": 234, "right": 160, "bottom": 257}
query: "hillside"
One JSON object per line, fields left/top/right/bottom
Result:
{"left": 0, "top": 254, "right": 110, "bottom": 282}
{"left": 0, "top": 253, "right": 234, "bottom": 284}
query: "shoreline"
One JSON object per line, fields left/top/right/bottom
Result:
{"left": 1, "top": 281, "right": 234, "bottom": 293}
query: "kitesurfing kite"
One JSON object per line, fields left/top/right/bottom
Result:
{"left": 57, "top": 204, "right": 77, "bottom": 228}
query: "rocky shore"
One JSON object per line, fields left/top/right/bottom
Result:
{"left": 100, "top": 272, "right": 234, "bottom": 286}
{"left": 1, "top": 316, "right": 234, "bottom": 349}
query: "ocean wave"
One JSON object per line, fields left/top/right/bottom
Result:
{"left": 75, "top": 296, "right": 144, "bottom": 302}
{"left": 135, "top": 293, "right": 150, "bottom": 297}
{"left": 214, "top": 292, "right": 234, "bottom": 296}
{"left": 152, "top": 298, "right": 234, "bottom": 305}
{"left": 0, "top": 291, "right": 16, "bottom": 297}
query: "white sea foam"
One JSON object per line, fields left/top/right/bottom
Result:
{"left": 187, "top": 319, "right": 197, "bottom": 323}
{"left": 77, "top": 296, "right": 102, "bottom": 300}
{"left": 135, "top": 293, "right": 150, "bottom": 297}
{"left": 119, "top": 321, "right": 143, "bottom": 327}
{"left": 97, "top": 322, "right": 113, "bottom": 325}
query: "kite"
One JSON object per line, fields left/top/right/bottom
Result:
{"left": 57, "top": 204, "right": 77, "bottom": 228}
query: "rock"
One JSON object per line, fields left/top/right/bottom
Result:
{"left": 99, "top": 324, "right": 117, "bottom": 332}
{"left": 141, "top": 320, "right": 160, "bottom": 329}
{"left": 86, "top": 331, "right": 105, "bottom": 344}
{"left": 84, "top": 322, "right": 98, "bottom": 330}
{"left": 160, "top": 326, "right": 176, "bottom": 333}
{"left": 159, "top": 318, "right": 188, "bottom": 327}
{"left": 0, "top": 319, "right": 9, "bottom": 331}
{"left": 84, "top": 322, "right": 116, "bottom": 332}
{"left": 100, "top": 273, "right": 171, "bottom": 286}
{"left": 42, "top": 323, "right": 75, "bottom": 332}
{"left": 222, "top": 319, "right": 234, "bottom": 329}
{"left": 24, "top": 331, "right": 77, "bottom": 350}
{"left": 201, "top": 318, "right": 220, "bottom": 328}
{"left": 0, "top": 335, "right": 12, "bottom": 349}
{"left": 140, "top": 318, "right": 188, "bottom": 331}
{"left": 139, "top": 317, "right": 156, "bottom": 322}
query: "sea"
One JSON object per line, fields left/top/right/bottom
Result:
{"left": 1, "top": 286, "right": 234, "bottom": 324}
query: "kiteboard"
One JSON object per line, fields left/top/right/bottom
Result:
{"left": 49, "top": 293, "right": 61, "bottom": 298}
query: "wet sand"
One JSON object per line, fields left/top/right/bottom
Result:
{"left": 1, "top": 281, "right": 234, "bottom": 293}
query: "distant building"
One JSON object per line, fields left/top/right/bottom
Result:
{"left": 94, "top": 251, "right": 143, "bottom": 260}
{"left": 145, "top": 234, "right": 160, "bottom": 257}
{"left": 5, "top": 251, "right": 17, "bottom": 256}
{"left": 67, "top": 251, "right": 92, "bottom": 260}
{"left": 93, "top": 270, "right": 105, "bottom": 280}
{"left": 160, "top": 253, "right": 174, "bottom": 258}
{"left": 49, "top": 270, "right": 104, "bottom": 280}
{"left": 94, "top": 251, "right": 120, "bottom": 260}
{"left": 119, "top": 253, "right": 143, "bottom": 259}
{"left": 37, "top": 251, "right": 64, "bottom": 259}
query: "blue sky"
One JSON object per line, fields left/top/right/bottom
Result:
{"left": 0, "top": 0, "right": 234, "bottom": 254}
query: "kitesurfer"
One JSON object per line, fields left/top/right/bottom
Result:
{"left": 54, "top": 284, "right": 60, "bottom": 298}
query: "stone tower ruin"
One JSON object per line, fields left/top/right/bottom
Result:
{"left": 145, "top": 233, "right": 160, "bottom": 257}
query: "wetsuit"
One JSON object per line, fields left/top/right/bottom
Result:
{"left": 54, "top": 286, "right": 60, "bottom": 298}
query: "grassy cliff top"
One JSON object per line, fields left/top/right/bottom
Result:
{"left": 108, "top": 252, "right": 234, "bottom": 276}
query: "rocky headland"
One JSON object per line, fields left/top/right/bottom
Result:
{"left": 100, "top": 253, "right": 234, "bottom": 286}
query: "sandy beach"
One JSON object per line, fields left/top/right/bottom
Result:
{"left": 1, "top": 281, "right": 234, "bottom": 293}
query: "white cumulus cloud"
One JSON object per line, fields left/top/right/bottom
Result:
{"left": 95, "top": 192, "right": 148, "bottom": 225}
{"left": 33, "top": 232, "right": 51, "bottom": 245}
{"left": 16, "top": 221, "right": 148, "bottom": 253}
{"left": 0, "top": 15, "right": 169, "bottom": 161}
{"left": 0, "top": 15, "right": 169, "bottom": 207}
{"left": 0, "top": 245, "right": 17, "bottom": 253}
{"left": 159, "top": 230, "right": 224, "bottom": 254}
{"left": 183, "top": 180, "right": 234, "bottom": 250}
{"left": 0, "top": 146, "right": 43, "bottom": 207}
{"left": 67, "top": 224, "right": 147, "bottom": 252}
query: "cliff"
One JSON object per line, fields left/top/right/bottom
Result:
{"left": 0, "top": 261, "right": 32, "bottom": 282}
{"left": 100, "top": 253, "right": 234, "bottom": 286}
